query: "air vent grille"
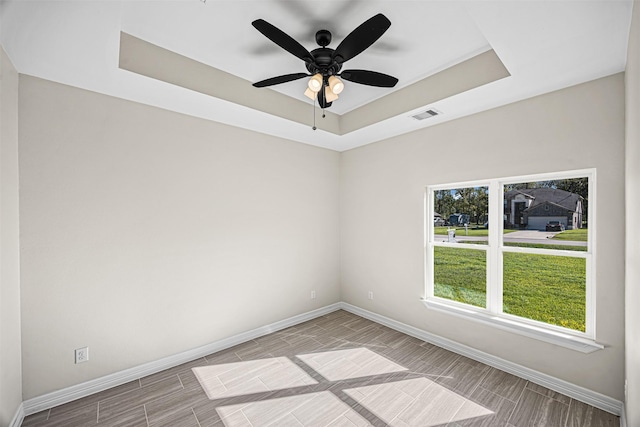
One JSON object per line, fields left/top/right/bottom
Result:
{"left": 411, "top": 109, "right": 441, "bottom": 120}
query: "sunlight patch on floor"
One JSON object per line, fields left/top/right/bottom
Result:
{"left": 216, "top": 391, "right": 370, "bottom": 427}
{"left": 193, "top": 357, "right": 317, "bottom": 400}
{"left": 296, "top": 347, "right": 407, "bottom": 381}
{"left": 344, "top": 377, "right": 494, "bottom": 426}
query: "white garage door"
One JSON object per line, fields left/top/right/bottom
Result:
{"left": 527, "top": 216, "right": 566, "bottom": 230}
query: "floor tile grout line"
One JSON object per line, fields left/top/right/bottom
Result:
{"left": 467, "top": 364, "right": 492, "bottom": 397}
{"left": 445, "top": 363, "right": 493, "bottom": 425}
{"left": 257, "top": 376, "right": 273, "bottom": 393}
{"left": 214, "top": 373, "right": 230, "bottom": 393}
{"left": 565, "top": 398, "right": 574, "bottom": 427}
{"left": 290, "top": 410, "right": 307, "bottom": 427}
{"left": 177, "top": 373, "right": 185, "bottom": 389}
{"left": 334, "top": 389, "right": 379, "bottom": 425}
{"left": 525, "top": 381, "right": 573, "bottom": 406}
{"left": 386, "top": 391, "right": 425, "bottom": 426}
{"left": 478, "top": 369, "right": 525, "bottom": 405}
{"left": 25, "top": 312, "right": 609, "bottom": 427}
{"left": 506, "top": 378, "right": 529, "bottom": 425}
{"left": 239, "top": 408, "right": 255, "bottom": 427}
{"left": 191, "top": 407, "right": 203, "bottom": 427}
{"left": 143, "top": 404, "right": 150, "bottom": 427}
{"left": 431, "top": 353, "right": 461, "bottom": 384}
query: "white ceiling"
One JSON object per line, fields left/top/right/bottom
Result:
{"left": 0, "top": 0, "right": 634, "bottom": 151}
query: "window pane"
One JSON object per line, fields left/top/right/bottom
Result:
{"left": 503, "top": 178, "right": 588, "bottom": 251}
{"left": 433, "top": 186, "right": 489, "bottom": 245}
{"left": 503, "top": 252, "right": 586, "bottom": 332}
{"left": 434, "top": 246, "right": 486, "bottom": 308}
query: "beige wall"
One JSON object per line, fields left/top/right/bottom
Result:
{"left": 1, "top": 47, "right": 23, "bottom": 424}
{"left": 9, "top": 38, "right": 632, "bottom": 410}
{"left": 625, "top": 0, "right": 640, "bottom": 424}
{"left": 340, "top": 74, "right": 625, "bottom": 400}
{"left": 18, "top": 76, "right": 341, "bottom": 399}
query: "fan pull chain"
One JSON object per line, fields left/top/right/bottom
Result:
{"left": 322, "top": 80, "right": 327, "bottom": 119}
{"left": 312, "top": 96, "right": 317, "bottom": 131}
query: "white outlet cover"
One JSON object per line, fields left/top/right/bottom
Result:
{"left": 75, "top": 347, "right": 89, "bottom": 364}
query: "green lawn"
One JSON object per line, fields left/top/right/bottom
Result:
{"left": 434, "top": 226, "right": 588, "bottom": 242}
{"left": 433, "top": 247, "right": 486, "bottom": 308}
{"left": 433, "top": 246, "right": 586, "bottom": 331}
{"left": 503, "top": 242, "right": 587, "bottom": 252}
{"left": 503, "top": 252, "right": 585, "bottom": 331}
{"left": 434, "top": 226, "right": 517, "bottom": 237}
{"left": 551, "top": 228, "right": 588, "bottom": 241}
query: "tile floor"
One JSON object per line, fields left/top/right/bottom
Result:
{"left": 21, "top": 310, "right": 619, "bottom": 426}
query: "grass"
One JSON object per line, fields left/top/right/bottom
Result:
{"left": 462, "top": 241, "right": 587, "bottom": 252}
{"left": 434, "top": 226, "right": 517, "bottom": 237}
{"left": 552, "top": 228, "right": 588, "bottom": 241}
{"left": 503, "top": 252, "right": 585, "bottom": 331}
{"left": 503, "top": 242, "right": 587, "bottom": 252}
{"left": 435, "top": 226, "right": 588, "bottom": 242}
{"left": 434, "top": 247, "right": 486, "bottom": 308}
{"left": 433, "top": 246, "right": 586, "bottom": 331}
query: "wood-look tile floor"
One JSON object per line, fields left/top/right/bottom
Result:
{"left": 22, "top": 310, "right": 619, "bottom": 427}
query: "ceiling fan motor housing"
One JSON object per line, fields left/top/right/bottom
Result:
{"left": 315, "top": 29, "right": 332, "bottom": 47}
{"left": 306, "top": 47, "right": 342, "bottom": 76}
{"left": 251, "top": 13, "right": 397, "bottom": 110}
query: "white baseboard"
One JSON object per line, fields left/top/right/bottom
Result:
{"left": 22, "top": 303, "right": 342, "bottom": 416}
{"left": 8, "top": 403, "right": 24, "bottom": 427}
{"left": 338, "top": 302, "right": 624, "bottom": 417}
{"left": 21, "top": 301, "right": 624, "bottom": 422}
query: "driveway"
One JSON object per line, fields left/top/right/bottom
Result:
{"left": 447, "top": 229, "right": 588, "bottom": 247}
{"left": 504, "top": 230, "right": 557, "bottom": 240}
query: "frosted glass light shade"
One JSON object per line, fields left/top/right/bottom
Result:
{"left": 328, "top": 76, "right": 344, "bottom": 94}
{"left": 308, "top": 74, "right": 323, "bottom": 92}
{"left": 324, "top": 86, "right": 339, "bottom": 102}
{"left": 304, "top": 87, "right": 318, "bottom": 100}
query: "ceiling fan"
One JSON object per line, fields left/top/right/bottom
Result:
{"left": 251, "top": 13, "right": 398, "bottom": 109}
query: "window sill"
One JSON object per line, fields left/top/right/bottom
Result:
{"left": 422, "top": 298, "right": 604, "bottom": 353}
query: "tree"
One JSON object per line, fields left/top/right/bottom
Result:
{"left": 555, "top": 177, "right": 589, "bottom": 225}
{"left": 434, "top": 190, "right": 455, "bottom": 217}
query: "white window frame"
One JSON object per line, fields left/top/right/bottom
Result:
{"left": 423, "top": 169, "right": 602, "bottom": 353}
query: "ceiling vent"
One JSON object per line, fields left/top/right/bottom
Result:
{"left": 411, "top": 109, "right": 442, "bottom": 120}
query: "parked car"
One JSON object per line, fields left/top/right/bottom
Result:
{"left": 545, "top": 221, "right": 565, "bottom": 232}
{"left": 434, "top": 217, "right": 445, "bottom": 227}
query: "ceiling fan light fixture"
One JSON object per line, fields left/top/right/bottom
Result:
{"left": 251, "top": 14, "right": 397, "bottom": 112}
{"left": 304, "top": 87, "right": 318, "bottom": 100}
{"left": 324, "top": 86, "right": 339, "bottom": 103}
{"left": 308, "top": 73, "right": 323, "bottom": 92}
{"left": 328, "top": 76, "right": 344, "bottom": 95}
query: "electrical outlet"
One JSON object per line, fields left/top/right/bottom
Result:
{"left": 75, "top": 347, "right": 89, "bottom": 364}
{"left": 311, "top": 290, "right": 316, "bottom": 299}
{"left": 368, "top": 291, "right": 374, "bottom": 300}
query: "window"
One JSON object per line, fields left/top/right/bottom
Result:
{"left": 425, "top": 170, "right": 599, "bottom": 352}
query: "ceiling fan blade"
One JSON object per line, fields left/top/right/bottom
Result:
{"left": 340, "top": 69, "right": 398, "bottom": 87}
{"left": 333, "top": 13, "right": 391, "bottom": 64}
{"left": 252, "top": 19, "right": 313, "bottom": 63}
{"left": 253, "top": 73, "right": 309, "bottom": 88}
